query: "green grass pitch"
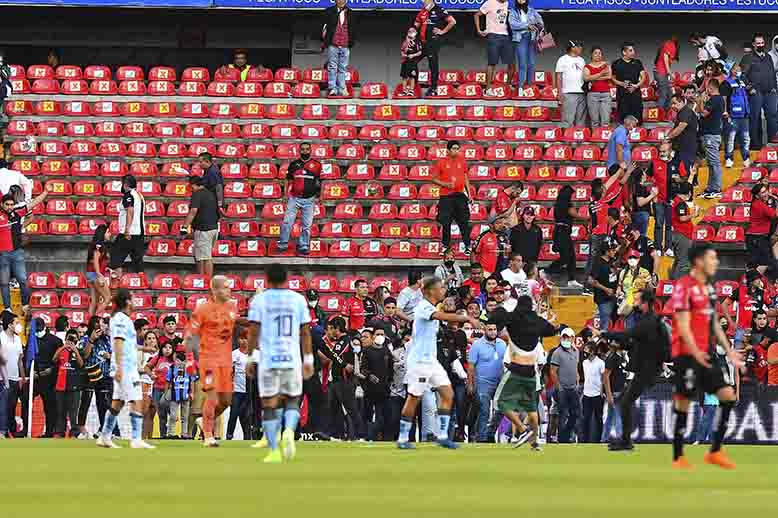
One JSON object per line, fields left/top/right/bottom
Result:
{"left": 2, "top": 441, "right": 776, "bottom": 517}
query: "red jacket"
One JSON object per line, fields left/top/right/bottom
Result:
{"left": 747, "top": 199, "right": 774, "bottom": 235}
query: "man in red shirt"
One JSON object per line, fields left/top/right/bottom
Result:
{"left": 746, "top": 183, "right": 778, "bottom": 277}
{"left": 670, "top": 182, "right": 697, "bottom": 279}
{"left": 462, "top": 263, "right": 484, "bottom": 298}
{"left": 277, "top": 142, "right": 322, "bottom": 256}
{"left": 493, "top": 182, "right": 524, "bottom": 223}
{"left": 322, "top": 0, "right": 354, "bottom": 97}
{"left": 474, "top": 218, "right": 510, "bottom": 276}
{"left": 432, "top": 141, "right": 471, "bottom": 256}
{"left": 670, "top": 243, "right": 741, "bottom": 470}
{"left": 344, "top": 279, "right": 377, "bottom": 331}
{"left": 654, "top": 35, "right": 678, "bottom": 111}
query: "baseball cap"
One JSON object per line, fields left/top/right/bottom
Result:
{"left": 568, "top": 39, "right": 583, "bottom": 49}
{"left": 560, "top": 327, "right": 575, "bottom": 338}
{"left": 627, "top": 249, "right": 641, "bottom": 259}
{"left": 305, "top": 288, "right": 319, "bottom": 301}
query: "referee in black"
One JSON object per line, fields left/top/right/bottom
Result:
{"left": 600, "top": 288, "right": 669, "bottom": 451}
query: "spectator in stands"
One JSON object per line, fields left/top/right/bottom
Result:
{"left": 555, "top": 39, "right": 586, "bottom": 128}
{"left": 496, "top": 281, "right": 517, "bottom": 312}
{"left": 463, "top": 264, "right": 484, "bottom": 298}
{"left": 374, "top": 297, "right": 401, "bottom": 340}
{"left": 507, "top": 0, "right": 544, "bottom": 90}
{"left": 345, "top": 279, "right": 378, "bottom": 331}
{"left": 580, "top": 342, "right": 605, "bottom": 443}
{"left": 399, "top": 26, "right": 424, "bottom": 97}
{"left": 467, "top": 320, "right": 507, "bottom": 442}
{"left": 435, "top": 248, "right": 465, "bottom": 292}
{"left": 654, "top": 35, "right": 679, "bottom": 112}
{"left": 667, "top": 93, "right": 699, "bottom": 174}
{"left": 76, "top": 316, "right": 111, "bottom": 439}
{"left": 550, "top": 327, "right": 580, "bottom": 443}
{"left": 583, "top": 46, "right": 612, "bottom": 128}
{"left": 586, "top": 170, "right": 628, "bottom": 290}
{"left": 54, "top": 316, "right": 68, "bottom": 342}
{"left": 611, "top": 42, "right": 647, "bottom": 125}
{"left": 146, "top": 338, "right": 173, "bottom": 438}
{"left": 551, "top": 185, "right": 587, "bottom": 289}
{"left": 475, "top": 0, "right": 514, "bottom": 96}
{"left": 47, "top": 48, "right": 60, "bottom": 69}
{"left": 477, "top": 276, "right": 499, "bottom": 307}
{"left": 474, "top": 217, "right": 510, "bottom": 277}
{"left": 226, "top": 332, "right": 250, "bottom": 441}
{"left": 500, "top": 251, "right": 526, "bottom": 288}
{"left": 109, "top": 174, "right": 145, "bottom": 276}
{"left": 181, "top": 176, "right": 219, "bottom": 277}
{"left": 689, "top": 32, "right": 726, "bottom": 67}
{"left": 397, "top": 270, "right": 423, "bottom": 321}
{"left": 617, "top": 249, "right": 651, "bottom": 330}
{"left": 724, "top": 65, "right": 751, "bottom": 169}
{"left": 158, "top": 315, "right": 178, "bottom": 347}
{"left": 494, "top": 181, "right": 524, "bottom": 224}
{"left": 415, "top": 0, "right": 456, "bottom": 97}
{"left": 670, "top": 182, "right": 696, "bottom": 279}
{"left": 196, "top": 153, "right": 225, "bottom": 212}
{"left": 741, "top": 33, "right": 778, "bottom": 148}
{"left": 387, "top": 329, "right": 409, "bottom": 440}
{"left": 601, "top": 341, "right": 626, "bottom": 442}
{"left": 768, "top": 338, "right": 778, "bottom": 386}
{"left": 746, "top": 183, "right": 778, "bottom": 277}
{"left": 606, "top": 115, "right": 638, "bottom": 175}
{"left": 1, "top": 311, "right": 25, "bottom": 437}
{"left": 52, "top": 329, "right": 82, "bottom": 438}
{"left": 31, "top": 318, "right": 60, "bottom": 437}
{"left": 628, "top": 164, "right": 659, "bottom": 236}
{"left": 623, "top": 223, "right": 660, "bottom": 280}
{"left": 361, "top": 326, "right": 391, "bottom": 441}
{"left": 588, "top": 238, "right": 619, "bottom": 332}
{"left": 0, "top": 184, "right": 50, "bottom": 314}
{"left": 372, "top": 286, "right": 391, "bottom": 317}
{"left": 433, "top": 141, "right": 471, "bottom": 256}
{"left": 322, "top": 0, "right": 355, "bottom": 97}
{"left": 321, "top": 316, "right": 364, "bottom": 440}
{"left": 510, "top": 207, "right": 542, "bottom": 265}
{"left": 217, "top": 49, "right": 257, "bottom": 82}
{"left": 86, "top": 224, "right": 111, "bottom": 317}
{"left": 277, "top": 142, "right": 322, "bottom": 256}
{"left": 646, "top": 141, "right": 684, "bottom": 257}
{"left": 698, "top": 78, "right": 725, "bottom": 199}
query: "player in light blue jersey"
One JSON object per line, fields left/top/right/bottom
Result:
{"left": 398, "top": 276, "right": 482, "bottom": 450}
{"left": 96, "top": 288, "right": 155, "bottom": 449}
{"left": 247, "top": 263, "right": 313, "bottom": 464}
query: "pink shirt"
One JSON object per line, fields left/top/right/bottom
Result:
{"left": 479, "top": 0, "right": 510, "bottom": 36}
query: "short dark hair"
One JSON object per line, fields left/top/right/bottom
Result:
{"left": 198, "top": 152, "right": 213, "bottom": 162}
{"left": 1, "top": 193, "right": 14, "bottom": 204}
{"left": 637, "top": 288, "right": 656, "bottom": 308}
{"left": 1, "top": 311, "right": 16, "bottom": 330}
{"left": 408, "top": 269, "right": 423, "bottom": 285}
{"left": 267, "top": 263, "right": 287, "bottom": 286}
{"left": 54, "top": 315, "right": 69, "bottom": 332}
{"left": 163, "top": 315, "right": 177, "bottom": 325}
{"left": 607, "top": 207, "right": 620, "bottom": 220}
{"left": 689, "top": 32, "right": 703, "bottom": 40}
{"left": 447, "top": 140, "right": 460, "bottom": 150}
{"left": 671, "top": 93, "right": 686, "bottom": 104}
{"left": 114, "top": 288, "right": 133, "bottom": 314}
{"left": 65, "top": 329, "right": 80, "bottom": 342}
{"left": 300, "top": 141, "right": 311, "bottom": 148}
{"left": 327, "top": 316, "right": 347, "bottom": 333}
{"left": 708, "top": 78, "right": 720, "bottom": 89}
{"left": 753, "top": 309, "right": 768, "bottom": 320}
{"left": 753, "top": 32, "right": 766, "bottom": 43}
{"left": 383, "top": 297, "right": 397, "bottom": 306}
{"left": 688, "top": 242, "right": 715, "bottom": 265}
{"left": 522, "top": 261, "right": 536, "bottom": 276}
{"left": 621, "top": 41, "right": 635, "bottom": 53}
{"left": 751, "top": 183, "right": 767, "bottom": 198}
{"left": 485, "top": 297, "right": 497, "bottom": 305}
{"left": 122, "top": 174, "right": 137, "bottom": 189}
{"left": 355, "top": 279, "right": 368, "bottom": 289}
{"left": 677, "top": 182, "right": 692, "bottom": 196}
{"left": 133, "top": 317, "right": 149, "bottom": 332}
{"left": 470, "top": 263, "right": 483, "bottom": 272}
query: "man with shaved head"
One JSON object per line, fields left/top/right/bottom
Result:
{"left": 185, "top": 275, "right": 238, "bottom": 447}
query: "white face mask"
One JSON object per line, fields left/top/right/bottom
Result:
{"left": 374, "top": 335, "right": 386, "bottom": 346}
{"left": 36, "top": 330, "right": 46, "bottom": 338}
{"left": 464, "top": 329, "right": 473, "bottom": 338}
{"left": 308, "top": 300, "right": 318, "bottom": 308}
{"left": 352, "top": 345, "right": 362, "bottom": 354}
{"left": 13, "top": 323, "right": 22, "bottom": 335}
{"left": 627, "top": 258, "right": 639, "bottom": 268}
{"left": 561, "top": 339, "right": 573, "bottom": 349}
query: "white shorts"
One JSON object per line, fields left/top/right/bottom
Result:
{"left": 258, "top": 366, "right": 303, "bottom": 398}
{"left": 113, "top": 372, "right": 142, "bottom": 402}
{"left": 405, "top": 361, "right": 451, "bottom": 397}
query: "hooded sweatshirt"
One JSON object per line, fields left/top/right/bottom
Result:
{"left": 742, "top": 44, "right": 777, "bottom": 93}
{"left": 768, "top": 35, "right": 778, "bottom": 86}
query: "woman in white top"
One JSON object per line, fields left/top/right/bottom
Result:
{"left": 226, "top": 330, "right": 252, "bottom": 440}
{"left": 580, "top": 343, "right": 606, "bottom": 443}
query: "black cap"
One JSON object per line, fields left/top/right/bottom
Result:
{"left": 306, "top": 288, "right": 319, "bottom": 301}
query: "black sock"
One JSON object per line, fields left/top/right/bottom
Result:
{"left": 711, "top": 401, "right": 734, "bottom": 453}
{"left": 673, "top": 408, "right": 688, "bottom": 461}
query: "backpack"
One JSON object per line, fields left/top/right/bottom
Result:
{"left": 729, "top": 80, "right": 750, "bottom": 119}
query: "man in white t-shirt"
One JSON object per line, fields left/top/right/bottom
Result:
{"left": 0, "top": 311, "right": 26, "bottom": 437}
{"left": 689, "top": 33, "right": 725, "bottom": 63}
{"left": 500, "top": 252, "right": 527, "bottom": 289}
{"left": 580, "top": 345, "right": 605, "bottom": 443}
{"left": 474, "top": 0, "right": 515, "bottom": 95}
{"left": 555, "top": 40, "right": 586, "bottom": 128}
{"left": 109, "top": 174, "right": 146, "bottom": 276}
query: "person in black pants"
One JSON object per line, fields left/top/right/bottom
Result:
{"left": 611, "top": 42, "right": 646, "bottom": 124}
{"left": 600, "top": 289, "right": 668, "bottom": 451}
{"left": 550, "top": 185, "right": 588, "bottom": 288}
{"left": 31, "top": 318, "right": 62, "bottom": 437}
{"left": 76, "top": 316, "right": 114, "bottom": 438}
{"left": 109, "top": 174, "right": 146, "bottom": 276}
{"left": 320, "top": 317, "right": 364, "bottom": 440}
{"left": 433, "top": 141, "right": 471, "bottom": 255}
{"left": 53, "top": 330, "right": 83, "bottom": 437}
{"left": 414, "top": 0, "right": 456, "bottom": 97}
{"left": 360, "top": 327, "right": 392, "bottom": 441}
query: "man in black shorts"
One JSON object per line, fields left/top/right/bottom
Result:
{"left": 669, "top": 243, "right": 741, "bottom": 469}
{"left": 109, "top": 174, "right": 145, "bottom": 275}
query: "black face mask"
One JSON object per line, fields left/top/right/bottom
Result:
{"left": 444, "top": 260, "right": 455, "bottom": 268}
{"left": 721, "top": 322, "right": 729, "bottom": 333}
{"left": 300, "top": 152, "right": 311, "bottom": 161}
{"left": 755, "top": 45, "right": 766, "bottom": 53}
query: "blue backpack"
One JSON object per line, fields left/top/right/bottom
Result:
{"left": 729, "top": 79, "right": 750, "bottom": 119}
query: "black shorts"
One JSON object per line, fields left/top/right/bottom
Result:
{"left": 672, "top": 354, "right": 730, "bottom": 400}
{"left": 400, "top": 61, "right": 418, "bottom": 80}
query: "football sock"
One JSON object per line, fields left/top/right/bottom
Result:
{"left": 203, "top": 399, "right": 217, "bottom": 438}
{"left": 284, "top": 407, "right": 300, "bottom": 434}
{"left": 711, "top": 401, "right": 734, "bottom": 453}
{"left": 130, "top": 412, "right": 143, "bottom": 441}
{"left": 102, "top": 408, "right": 119, "bottom": 438}
{"left": 263, "top": 408, "right": 281, "bottom": 451}
{"left": 673, "top": 408, "right": 688, "bottom": 461}
{"left": 437, "top": 410, "right": 451, "bottom": 440}
{"left": 398, "top": 417, "right": 412, "bottom": 443}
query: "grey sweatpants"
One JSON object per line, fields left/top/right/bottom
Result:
{"left": 562, "top": 93, "right": 587, "bottom": 128}
{"left": 671, "top": 232, "right": 692, "bottom": 280}
{"left": 167, "top": 400, "right": 191, "bottom": 437}
{"left": 587, "top": 92, "right": 612, "bottom": 127}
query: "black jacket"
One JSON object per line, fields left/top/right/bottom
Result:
{"left": 741, "top": 51, "right": 777, "bottom": 93}
{"left": 510, "top": 223, "right": 543, "bottom": 263}
{"left": 322, "top": 6, "right": 355, "bottom": 48}
{"left": 320, "top": 334, "right": 354, "bottom": 382}
{"left": 506, "top": 310, "right": 557, "bottom": 352}
{"left": 602, "top": 311, "right": 668, "bottom": 376}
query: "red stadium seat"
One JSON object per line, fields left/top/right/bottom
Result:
{"left": 6, "top": 119, "right": 34, "bottom": 137}
{"left": 514, "top": 144, "right": 542, "bottom": 161}
{"left": 368, "top": 144, "right": 398, "bottom": 161}
{"left": 345, "top": 164, "right": 375, "bottom": 181}
{"left": 350, "top": 222, "right": 379, "bottom": 239}
{"left": 220, "top": 162, "right": 248, "bottom": 180}
{"left": 328, "top": 240, "right": 357, "bottom": 258}
{"left": 631, "top": 146, "right": 656, "bottom": 162}
{"left": 276, "top": 68, "right": 302, "bottom": 83}
{"left": 182, "top": 274, "right": 209, "bottom": 291}
{"left": 252, "top": 182, "right": 282, "bottom": 199}
{"left": 473, "top": 126, "right": 501, "bottom": 142}
{"left": 379, "top": 222, "right": 408, "bottom": 239}
{"left": 715, "top": 280, "right": 739, "bottom": 299}
{"left": 714, "top": 226, "right": 745, "bottom": 244}
{"left": 721, "top": 187, "right": 751, "bottom": 203}
{"left": 693, "top": 225, "right": 715, "bottom": 242}
{"left": 31, "top": 291, "right": 60, "bottom": 309}
{"left": 418, "top": 241, "right": 446, "bottom": 259}
{"left": 216, "top": 143, "right": 245, "bottom": 159}
{"left": 331, "top": 202, "right": 362, "bottom": 220}
{"left": 265, "top": 103, "right": 295, "bottom": 119}
{"left": 319, "top": 222, "right": 350, "bottom": 239}
{"left": 358, "top": 124, "right": 388, "bottom": 141}
{"left": 327, "top": 124, "right": 356, "bottom": 139}
{"left": 436, "top": 105, "right": 463, "bottom": 121}
{"left": 515, "top": 85, "right": 540, "bottom": 100}
{"left": 336, "top": 104, "right": 365, "bottom": 121}
{"left": 6, "top": 99, "right": 34, "bottom": 116}
{"left": 535, "top": 126, "right": 563, "bottom": 142}
{"left": 127, "top": 141, "right": 156, "bottom": 158}
{"left": 740, "top": 167, "right": 766, "bottom": 183}
{"left": 398, "top": 202, "right": 428, "bottom": 220}
{"left": 147, "top": 80, "right": 175, "bottom": 96}
{"left": 454, "top": 83, "right": 482, "bottom": 99}
{"left": 229, "top": 221, "right": 259, "bottom": 238}
{"left": 358, "top": 241, "right": 388, "bottom": 259}
{"left": 439, "top": 70, "right": 465, "bottom": 85}
{"left": 556, "top": 166, "right": 585, "bottom": 182}
{"left": 573, "top": 145, "right": 601, "bottom": 162}
{"left": 224, "top": 181, "right": 251, "bottom": 199}
{"left": 180, "top": 102, "right": 209, "bottom": 118}
{"left": 28, "top": 272, "right": 56, "bottom": 290}
{"left": 354, "top": 183, "right": 385, "bottom": 200}
{"left": 524, "top": 106, "right": 550, "bottom": 121}
{"left": 149, "top": 101, "right": 177, "bottom": 118}
{"left": 702, "top": 205, "right": 731, "bottom": 224}
{"left": 406, "top": 104, "right": 435, "bottom": 122}
{"left": 60, "top": 79, "right": 88, "bottom": 95}
{"left": 249, "top": 162, "right": 278, "bottom": 180}
{"left": 245, "top": 142, "right": 275, "bottom": 159}
{"left": 643, "top": 106, "right": 665, "bottom": 123}
{"left": 299, "top": 103, "right": 330, "bottom": 120}
{"left": 398, "top": 144, "right": 427, "bottom": 161}
{"left": 89, "top": 80, "right": 118, "bottom": 95}
{"left": 492, "top": 105, "right": 521, "bottom": 122}
{"left": 544, "top": 144, "right": 573, "bottom": 161}
{"left": 145, "top": 239, "right": 175, "bottom": 257}
{"left": 237, "top": 240, "right": 267, "bottom": 258}
{"left": 378, "top": 164, "right": 407, "bottom": 180}
{"left": 118, "top": 80, "right": 146, "bottom": 95}
{"left": 386, "top": 241, "right": 416, "bottom": 259}
{"left": 32, "top": 78, "right": 59, "bottom": 94}
{"left": 372, "top": 104, "right": 401, "bottom": 122}
{"left": 526, "top": 165, "right": 557, "bottom": 183}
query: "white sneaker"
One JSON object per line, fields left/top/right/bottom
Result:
{"left": 744, "top": 158, "right": 752, "bottom": 168}
{"left": 567, "top": 280, "right": 584, "bottom": 289}
{"left": 665, "top": 248, "right": 674, "bottom": 258}
{"left": 656, "top": 250, "right": 662, "bottom": 257}
{"left": 130, "top": 439, "right": 156, "bottom": 449}
{"left": 725, "top": 158, "right": 734, "bottom": 168}
{"left": 203, "top": 437, "right": 220, "bottom": 448}
{"left": 195, "top": 417, "right": 203, "bottom": 437}
{"left": 96, "top": 435, "right": 121, "bottom": 449}
{"left": 77, "top": 432, "right": 88, "bottom": 440}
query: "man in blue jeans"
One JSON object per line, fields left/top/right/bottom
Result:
{"left": 601, "top": 345, "right": 626, "bottom": 442}
{"left": 550, "top": 328, "right": 580, "bottom": 443}
{"left": 466, "top": 321, "right": 507, "bottom": 442}
{"left": 322, "top": 0, "right": 354, "bottom": 97}
{"left": 698, "top": 78, "right": 725, "bottom": 199}
{"left": 741, "top": 33, "right": 778, "bottom": 148}
{"left": 277, "top": 143, "right": 322, "bottom": 256}
{"left": 587, "top": 238, "right": 619, "bottom": 332}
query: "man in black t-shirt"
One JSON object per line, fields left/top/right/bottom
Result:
{"left": 667, "top": 94, "right": 699, "bottom": 174}
{"left": 611, "top": 42, "right": 647, "bottom": 124}
{"left": 587, "top": 238, "right": 619, "bottom": 332}
{"left": 601, "top": 345, "right": 627, "bottom": 442}
{"left": 699, "top": 78, "right": 725, "bottom": 199}
{"left": 415, "top": 0, "right": 457, "bottom": 97}
{"left": 182, "top": 176, "right": 220, "bottom": 277}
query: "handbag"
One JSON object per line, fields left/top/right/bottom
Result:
{"left": 535, "top": 30, "right": 556, "bottom": 53}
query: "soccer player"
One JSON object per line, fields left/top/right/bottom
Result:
{"left": 96, "top": 289, "right": 155, "bottom": 449}
{"left": 671, "top": 243, "right": 742, "bottom": 469}
{"left": 185, "top": 275, "right": 239, "bottom": 447}
{"left": 397, "top": 276, "right": 481, "bottom": 449}
{"left": 247, "top": 263, "right": 314, "bottom": 464}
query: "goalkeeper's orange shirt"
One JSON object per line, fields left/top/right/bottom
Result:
{"left": 187, "top": 299, "right": 238, "bottom": 368}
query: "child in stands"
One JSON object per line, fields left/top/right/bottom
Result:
{"left": 166, "top": 347, "right": 196, "bottom": 439}
{"left": 399, "top": 27, "right": 424, "bottom": 97}
{"left": 86, "top": 224, "right": 112, "bottom": 317}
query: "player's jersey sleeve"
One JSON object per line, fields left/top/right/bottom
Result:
{"left": 298, "top": 293, "right": 312, "bottom": 327}
{"left": 417, "top": 300, "right": 436, "bottom": 322}
{"left": 671, "top": 279, "right": 691, "bottom": 312}
{"left": 111, "top": 315, "right": 131, "bottom": 342}
{"left": 248, "top": 294, "right": 263, "bottom": 324}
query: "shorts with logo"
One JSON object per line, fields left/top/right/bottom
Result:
{"left": 193, "top": 228, "right": 219, "bottom": 261}
{"left": 672, "top": 354, "right": 730, "bottom": 400}
{"left": 258, "top": 366, "right": 303, "bottom": 398}
{"left": 200, "top": 365, "right": 232, "bottom": 393}
{"left": 113, "top": 371, "right": 142, "bottom": 402}
{"left": 405, "top": 361, "right": 450, "bottom": 397}
{"left": 487, "top": 33, "right": 514, "bottom": 66}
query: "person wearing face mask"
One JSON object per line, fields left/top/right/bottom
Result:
{"left": 435, "top": 248, "right": 465, "bottom": 292}
{"left": 52, "top": 329, "right": 84, "bottom": 438}
{"left": 361, "top": 326, "right": 392, "bottom": 441}
{"left": 549, "top": 327, "right": 580, "bottom": 444}
{"left": 466, "top": 321, "right": 507, "bottom": 442}
{"left": 474, "top": 217, "right": 511, "bottom": 277}
{"left": 31, "top": 318, "right": 62, "bottom": 437}
{"left": 305, "top": 289, "right": 327, "bottom": 333}
{"left": 617, "top": 249, "right": 651, "bottom": 330}
{"left": 320, "top": 317, "right": 364, "bottom": 441}
{"left": 588, "top": 238, "right": 619, "bottom": 332}
{"left": 580, "top": 343, "right": 605, "bottom": 443}
{"left": 0, "top": 311, "right": 26, "bottom": 437}
{"left": 740, "top": 33, "right": 778, "bottom": 147}
{"left": 723, "top": 65, "right": 751, "bottom": 169}
{"left": 277, "top": 142, "right": 322, "bottom": 256}
{"left": 721, "top": 270, "right": 770, "bottom": 350}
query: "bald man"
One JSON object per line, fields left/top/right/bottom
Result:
{"left": 186, "top": 276, "right": 239, "bottom": 446}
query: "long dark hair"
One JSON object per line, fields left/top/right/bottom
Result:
{"left": 88, "top": 224, "right": 108, "bottom": 263}
{"left": 554, "top": 185, "right": 574, "bottom": 221}
{"left": 86, "top": 315, "right": 102, "bottom": 339}
{"left": 515, "top": 0, "right": 529, "bottom": 11}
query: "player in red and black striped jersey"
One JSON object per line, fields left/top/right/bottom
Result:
{"left": 670, "top": 243, "right": 742, "bottom": 470}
